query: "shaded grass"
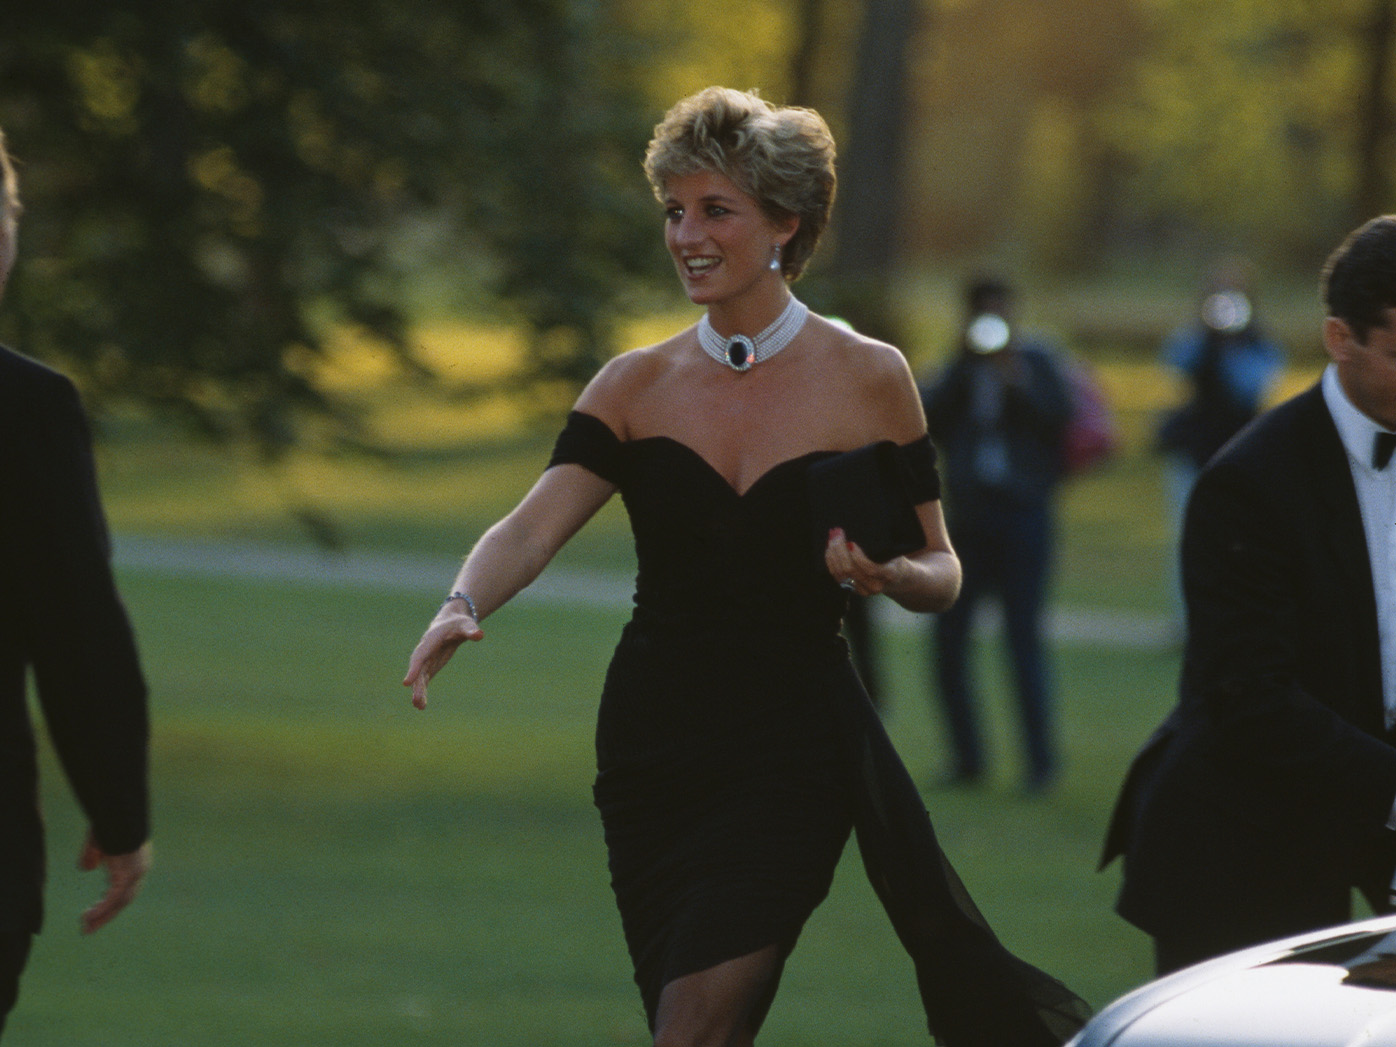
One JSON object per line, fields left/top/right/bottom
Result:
{"left": 93, "top": 382, "right": 1171, "bottom": 609}
{"left": 13, "top": 319, "right": 1244, "bottom": 1041}
{"left": 88, "top": 325, "right": 1326, "bottom": 617}
{"left": 13, "top": 570, "right": 1167, "bottom": 1045}
{"left": 89, "top": 301, "right": 1333, "bottom": 599}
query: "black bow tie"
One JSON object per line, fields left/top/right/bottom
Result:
{"left": 1375, "top": 431, "right": 1396, "bottom": 470}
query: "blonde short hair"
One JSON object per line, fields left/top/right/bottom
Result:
{"left": 643, "top": 87, "right": 836, "bottom": 281}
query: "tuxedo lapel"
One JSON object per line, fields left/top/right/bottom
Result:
{"left": 1299, "top": 386, "right": 1383, "bottom": 701}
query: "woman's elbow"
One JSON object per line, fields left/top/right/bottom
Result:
{"left": 926, "top": 555, "right": 962, "bottom": 613}
{"left": 894, "top": 550, "right": 960, "bottom": 614}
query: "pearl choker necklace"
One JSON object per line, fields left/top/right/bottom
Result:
{"left": 697, "top": 296, "right": 810, "bottom": 372}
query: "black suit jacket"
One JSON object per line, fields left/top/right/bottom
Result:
{"left": 0, "top": 344, "right": 148, "bottom": 935}
{"left": 1103, "top": 381, "right": 1396, "bottom": 949}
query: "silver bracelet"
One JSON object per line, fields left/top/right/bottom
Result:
{"left": 442, "top": 591, "right": 479, "bottom": 620}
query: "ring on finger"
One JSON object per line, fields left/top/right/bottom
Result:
{"left": 839, "top": 578, "right": 857, "bottom": 592}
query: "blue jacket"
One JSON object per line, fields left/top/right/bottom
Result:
{"left": 920, "top": 339, "right": 1072, "bottom": 511}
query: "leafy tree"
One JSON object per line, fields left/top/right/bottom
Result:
{"left": 0, "top": 0, "right": 662, "bottom": 456}
{"left": 1096, "top": 0, "right": 1395, "bottom": 259}
{"left": 473, "top": 1, "right": 668, "bottom": 409}
{"left": 1355, "top": 0, "right": 1396, "bottom": 222}
{"left": 814, "top": 0, "right": 923, "bottom": 347}
{"left": 896, "top": 0, "right": 1144, "bottom": 267}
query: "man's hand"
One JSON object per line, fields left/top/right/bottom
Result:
{"left": 78, "top": 833, "right": 152, "bottom": 934}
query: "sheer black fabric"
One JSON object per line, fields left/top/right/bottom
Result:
{"left": 547, "top": 409, "right": 1089, "bottom": 1044}
{"left": 840, "top": 689, "right": 1092, "bottom": 1044}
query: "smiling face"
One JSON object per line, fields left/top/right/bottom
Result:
{"left": 662, "top": 168, "right": 796, "bottom": 309}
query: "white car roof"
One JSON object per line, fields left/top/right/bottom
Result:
{"left": 1071, "top": 914, "right": 1396, "bottom": 1047}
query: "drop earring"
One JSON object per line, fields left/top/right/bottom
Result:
{"left": 770, "top": 244, "right": 782, "bottom": 271}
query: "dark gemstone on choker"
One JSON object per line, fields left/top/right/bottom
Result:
{"left": 697, "top": 298, "right": 808, "bottom": 372}
{"left": 726, "top": 336, "right": 753, "bottom": 371}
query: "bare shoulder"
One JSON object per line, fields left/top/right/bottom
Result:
{"left": 810, "top": 316, "right": 925, "bottom": 441}
{"left": 573, "top": 327, "right": 691, "bottom": 438}
{"left": 813, "top": 315, "right": 914, "bottom": 381}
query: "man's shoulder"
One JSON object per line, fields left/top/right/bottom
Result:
{"left": 1204, "top": 382, "right": 1329, "bottom": 485}
{"left": 1222, "top": 382, "right": 1324, "bottom": 450}
{"left": 0, "top": 343, "right": 72, "bottom": 389}
{"left": 0, "top": 344, "right": 80, "bottom": 410}
{"left": 1016, "top": 336, "right": 1071, "bottom": 377}
{"left": 1013, "top": 332, "right": 1061, "bottom": 360}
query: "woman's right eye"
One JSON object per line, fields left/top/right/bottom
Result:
{"left": 665, "top": 206, "right": 684, "bottom": 222}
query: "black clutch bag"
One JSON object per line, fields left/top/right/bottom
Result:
{"left": 808, "top": 440, "right": 926, "bottom": 564}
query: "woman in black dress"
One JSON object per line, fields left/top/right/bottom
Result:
{"left": 405, "top": 87, "right": 1087, "bottom": 1047}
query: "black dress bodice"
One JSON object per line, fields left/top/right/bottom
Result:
{"left": 550, "top": 409, "right": 937, "bottom": 637}
{"left": 546, "top": 408, "right": 1089, "bottom": 1045}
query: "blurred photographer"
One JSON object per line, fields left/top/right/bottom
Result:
{"left": 1156, "top": 260, "right": 1285, "bottom": 627}
{"left": 921, "top": 276, "right": 1073, "bottom": 792}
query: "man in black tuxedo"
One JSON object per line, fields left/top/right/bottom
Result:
{"left": 0, "top": 130, "right": 152, "bottom": 1036}
{"left": 1102, "top": 215, "right": 1396, "bottom": 975}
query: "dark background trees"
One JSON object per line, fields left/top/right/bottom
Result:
{"left": 0, "top": 0, "right": 662, "bottom": 455}
{"left": 2, "top": 0, "right": 1394, "bottom": 461}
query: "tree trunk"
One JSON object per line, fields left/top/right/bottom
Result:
{"left": 1356, "top": 0, "right": 1395, "bottom": 222}
{"left": 788, "top": 0, "right": 824, "bottom": 107}
{"left": 822, "top": 0, "right": 923, "bottom": 345}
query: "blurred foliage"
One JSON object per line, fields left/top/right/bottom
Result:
{"left": 1094, "top": 0, "right": 1392, "bottom": 263}
{"left": 634, "top": 0, "right": 1393, "bottom": 297}
{"left": 901, "top": 0, "right": 1145, "bottom": 264}
{"left": 901, "top": 0, "right": 1394, "bottom": 272}
{"left": 0, "top": 0, "right": 663, "bottom": 455}
{"left": 1, "top": 0, "right": 1392, "bottom": 462}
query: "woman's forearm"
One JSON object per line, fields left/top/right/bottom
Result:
{"left": 436, "top": 463, "right": 617, "bottom": 623}
{"left": 442, "top": 515, "right": 554, "bottom": 623}
{"left": 883, "top": 549, "right": 962, "bottom": 614}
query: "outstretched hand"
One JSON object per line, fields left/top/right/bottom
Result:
{"left": 78, "top": 833, "right": 152, "bottom": 935}
{"left": 403, "top": 610, "right": 485, "bottom": 710}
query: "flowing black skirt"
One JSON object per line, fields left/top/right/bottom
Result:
{"left": 593, "top": 624, "right": 853, "bottom": 1029}
{"left": 592, "top": 619, "right": 1090, "bottom": 1044}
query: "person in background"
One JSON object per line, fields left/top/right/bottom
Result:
{"left": 1102, "top": 216, "right": 1396, "bottom": 975}
{"left": 0, "top": 128, "right": 153, "bottom": 1038}
{"left": 921, "top": 276, "right": 1072, "bottom": 794}
{"left": 1155, "top": 259, "right": 1285, "bottom": 627}
{"left": 406, "top": 89, "right": 1087, "bottom": 1046}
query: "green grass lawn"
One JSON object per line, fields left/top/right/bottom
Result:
{"left": 13, "top": 334, "right": 1295, "bottom": 1043}
{"left": 13, "top": 567, "right": 1170, "bottom": 1045}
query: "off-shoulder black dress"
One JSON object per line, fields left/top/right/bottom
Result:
{"left": 549, "top": 410, "right": 1088, "bottom": 1046}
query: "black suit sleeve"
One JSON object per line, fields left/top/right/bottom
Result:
{"left": 14, "top": 367, "right": 149, "bottom": 855}
{"left": 1180, "top": 451, "right": 1396, "bottom": 838}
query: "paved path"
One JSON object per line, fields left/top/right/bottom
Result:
{"left": 113, "top": 534, "right": 1176, "bottom": 651}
